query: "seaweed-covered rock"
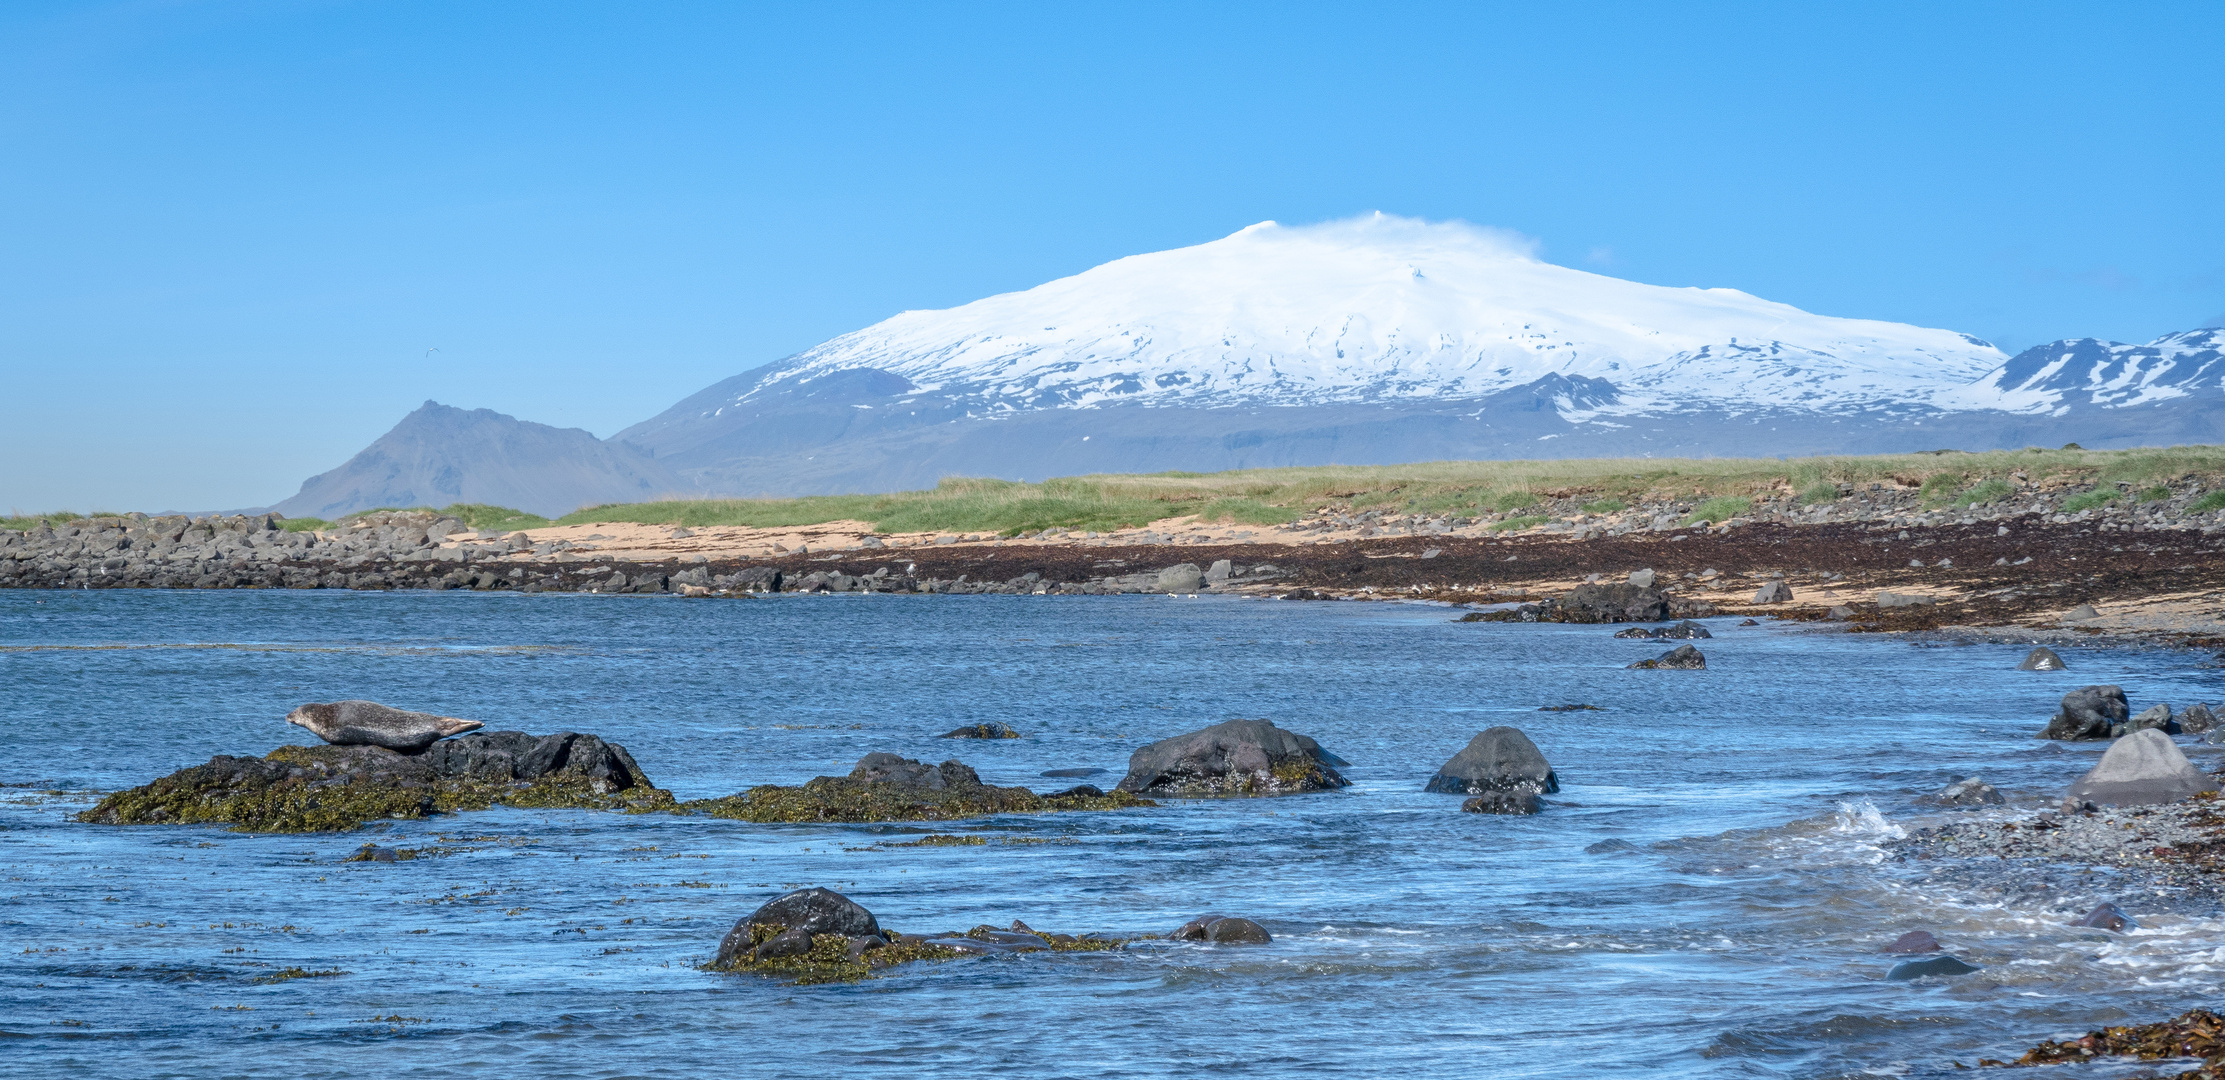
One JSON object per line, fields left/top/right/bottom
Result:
{"left": 2039, "top": 685, "right": 2127, "bottom": 741}
{"left": 1885, "top": 955, "right": 1979, "bottom": 980}
{"left": 2004, "top": 1008, "right": 2225, "bottom": 1070}
{"left": 2064, "top": 729, "right": 2218, "bottom": 807}
{"left": 715, "top": 888, "right": 881, "bottom": 967}
{"left": 2017, "top": 647, "right": 2067, "bottom": 671}
{"left": 687, "top": 752, "right": 1152, "bottom": 823}
{"left": 1426, "top": 727, "right": 1558, "bottom": 797}
{"left": 1628, "top": 644, "right": 1706, "bottom": 669}
{"left": 940, "top": 722, "right": 1020, "bottom": 739}
{"left": 1540, "top": 584, "right": 1670, "bottom": 623}
{"left": 77, "top": 730, "right": 672, "bottom": 833}
{"left": 1114, "top": 719, "right": 1349, "bottom": 797}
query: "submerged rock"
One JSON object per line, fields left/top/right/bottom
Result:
{"left": 1884, "top": 931, "right": 1941, "bottom": 954}
{"left": 1628, "top": 644, "right": 1706, "bottom": 669}
{"left": 1114, "top": 719, "right": 1350, "bottom": 797}
{"left": 1919, "top": 777, "right": 2005, "bottom": 807}
{"left": 2064, "top": 729, "right": 2218, "bottom": 807}
{"left": 2039, "top": 685, "right": 2129, "bottom": 741}
{"left": 939, "top": 722, "right": 1021, "bottom": 739}
{"left": 1885, "top": 955, "right": 1979, "bottom": 980}
{"left": 688, "top": 752, "right": 1152, "bottom": 823}
{"left": 78, "top": 730, "right": 671, "bottom": 833}
{"left": 2073, "top": 902, "right": 2138, "bottom": 932}
{"left": 1426, "top": 727, "right": 1558, "bottom": 798}
{"left": 1462, "top": 792, "right": 1542, "bottom": 814}
{"left": 1584, "top": 838, "right": 1638, "bottom": 854}
{"left": 1172, "top": 915, "right": 1272, "bottom": 944}
{"left": 2017, "top": 647, "right": 2067, "bottom": 671}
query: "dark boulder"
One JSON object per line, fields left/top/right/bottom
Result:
{"left": 1426, "top": 727, "right": 1558, "bottom": 797}
{"left": 2179, "top": 704, "right": 2220, "bottom": 735}
{"left": 2038, "top": 685, "right": 2127, "bottom": 741}
{"left": 1885, "top": 955, "right": 1979, "bottom": 980}
{"left": 715, "top": 887, "right": 880, "bottom": 966}
{"left": 1542, "top": 583, "right": 1670, "bottom": 623}
{"left": 1172, "top": 915, "right": 1271, "bottom": 944}
{"left": 424, "top": 731, "right": 652, "bottom": 793}
{"left": 2064, "top": 729, "right": 2218, "bottom": 806}
{"left": 849, "top": 753, "right": 982, "bottom": 790}
{"left": 1114, "top": 719, "right": 1349, "bottom": 797}
{"left": 1628, "top": 644, "right": 1706, "bottom": 670}
{"left": 2117, "top": 703, "right": 2178, "bottom": 738}
{"left": 940, "top": 722, "right": 1020, "bottom": 739}
{"left": 729, "top": 566, "right": 783, "bottom": 593}
{"left": 1657, "top": 620, "right": 1713, "bottom": 639}
{"left": 2074, "top": 902, "right": 2137, "bottom": 931}
{"left": 2017, "top": 647, "right": 2067, "bottom": 671}
{"left": 1884, "top": 931, "right": 1941, "bottom": 954}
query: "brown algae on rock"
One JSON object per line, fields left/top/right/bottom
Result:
{"left": 1987, "top": 1007, "right": 2225, "bottom": 1072}
{"left": 680, "top": 775, "right": 1151, "bottom": 824}
{"left": 706, "top": 921, "right": 1129, "bottom": 986}
{"left": 77, "top": 733, "right": 674, "bottom": 833}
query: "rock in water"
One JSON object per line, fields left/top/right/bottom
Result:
{"left": 1628, "top": 644, "right": 1706, "bottom": 669}
{"left": 2179, "top": 704, "right": 2220, "bottom": 734}
{"left": 2039, "top": 685, "right": 2129, "bottom": 741}
{"left": 1920, "top": 777, "right": 2005, "bottom": 806}
{"left": 1172, "top": 915, "right": 1271, "bottom": 944}
{"left": 1885, "top": 955, "right": 1980, "bottom": 980}
{"left": 715, "top": 887, "right": 881, "bottom": 967}
{"left": 1884, "top": 931, "right": 1941, "bottom": 954}
{"left": 1751, "top": 580, "right": 1793, "bottom": 604}
{"left": 285, "top": 700, "right": 483, "bottom": 752}
{"left": 1547, "top": 583, "right": 1670, "bottom": 623}
{"left": 1462, "top": 792, "right": 1542, "bottom": 814}
{"left": 1657, "top": 620, "right": 1713, "bottom": 639}
{"left": 940, "top": 722, "right": 1020, "bottom": 739}
{"left": 2065, "top": 729, "right": 2218, "bottom": 806}
{"left": 1156, "top": 564, "right": 1204, "bottom": 592}
{"left": 1426, "top": 727, "right": 1559, "bottom": 797}
{"left": 2017, "top": 647, "right": 2067, "bottom": 671}
{"left": 2116, "top": 703, "right": 2178, "bottom": 738}
{"left": 849, "top": 753, "right": 981, "bottom": 790}
{"left": 2073, "top": 902, "right": 2138, "bottom": 931}
{"left": 1114, "top": 719, "right": 1349, "bottom": 796}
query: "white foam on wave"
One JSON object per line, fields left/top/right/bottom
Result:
{"left": 1830, "top": 800, "right": 1907, "bottom": 842}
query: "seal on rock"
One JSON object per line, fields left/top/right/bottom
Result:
{"left": 285, "top": 700, "right": 484, "bottom": 752}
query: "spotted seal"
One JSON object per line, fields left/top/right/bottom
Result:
{"left": 285, "top": 700, "right": 483, "bottom": 752}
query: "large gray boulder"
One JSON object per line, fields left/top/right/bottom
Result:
{"left": 847, "top": 752, "right": 981, "bottom": 790}
{"left": 1918, "top": 777, "right": 2004, "bottom": 807}
{"left": 2064, "top": 729, "right": 2220, "bottom": 807}
{"left": 714, "top": 887, "right": 880, "bottom": 966}
{"left": 2017, "top": 647, "right": 2067, "bottom": 671}
{"left": 2039, "top": 685, "right": 2129, "bottom": 741}
{"left": 1114, "top": 719, "right": 1349, "bottom": 796}
{"left": 1751, "top": 580, "right": 1793, "bottom": 604}
{"left": 1157, "top": 564, "right": 1204, "bottom": 592}
{"left": 1425, "top": 727, "right": 1559, "bottom": 797}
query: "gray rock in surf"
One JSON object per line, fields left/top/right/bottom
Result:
{"left": 1628, "top": 644, "right": 1706, "bottom": 669}
{"left": 1426, "top": 726, "right": 1559, "bottom": 797}
{"left": 1172, "top": 914, "right": 1271, "bottom": 944}
{"left": 2064, "top": 729, "right": 2218, "bottom": 807}
{"left": 284, "top": 700, "right": 483, "bottom": 753}
{"left": 2179, "top": 703, "right": 2219, "bottom": 735}
{"left": 1920, "top": 777, "right": 2004, "bottom": 807}
{"left": 2017, "top": 647, "right": 2067, "bottom": 671}
{"left": 2039, "top": 685, "right": 2128, "bottom": 741}
{"left": 848, "top": 753, "right": 980, "bottom": 790}
{"left": 1115, "top": 719, "right": 1349, "bottom": 796}
{"left": 716, "top": 887, "right": 880, "bottom": 967}
{"left": 2115, "top": 703, "right": 2177, "bottom": 738}
{"left": 2073, "top": 902, "right": 2137, "bottom": 931}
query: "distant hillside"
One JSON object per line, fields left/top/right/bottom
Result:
{"left": 273, "top": 402, "right": 688, "bottom": 520}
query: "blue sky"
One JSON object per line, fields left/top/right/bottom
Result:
{"left": 3, "top": 1, "right": 2220, "bottom": 511}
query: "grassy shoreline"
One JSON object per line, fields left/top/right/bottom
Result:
{"left": 10, "top": 445, "right": 2223, "bottom": 538}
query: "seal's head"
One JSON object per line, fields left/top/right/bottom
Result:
{"left": 434, "top": 716, "right": 484, "bottom": 737}
{"left": 286, "top": 702, "right": 339, "bottom": 739}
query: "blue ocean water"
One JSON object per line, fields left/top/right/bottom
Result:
{"left": 2, "top": 589, "right": 2222, "bottom": 1078}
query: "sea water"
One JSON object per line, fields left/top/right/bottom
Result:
{"left": 2, "top": 589, "right": 2221, "bottom": 1078}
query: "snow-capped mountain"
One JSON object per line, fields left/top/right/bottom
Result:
{"left": 662, "top": 214, "right": 2009, "bottom": 422}
{"left": 282, "top": 218, "right": 2225, "bottom": 512}
{"left": 1973, "top": 329, "right": 2225, "bottom": 413}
